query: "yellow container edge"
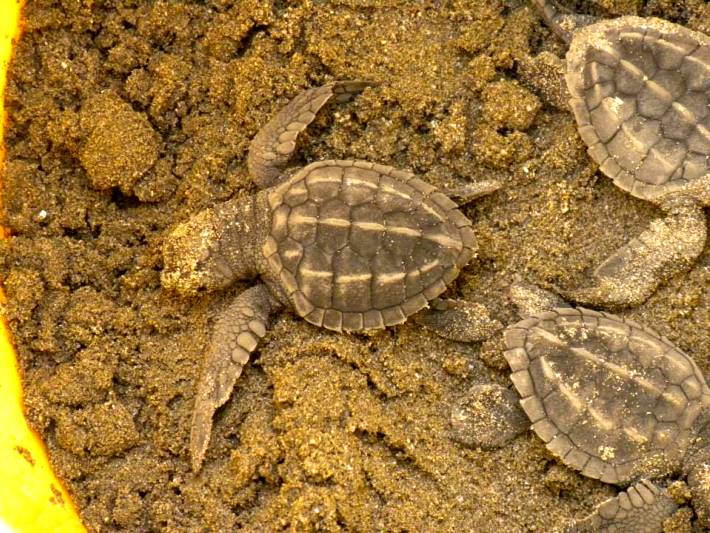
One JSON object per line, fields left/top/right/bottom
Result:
{"left": 0, "top": 1, "right": 86, "bottom": 531}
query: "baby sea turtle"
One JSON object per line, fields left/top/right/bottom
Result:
{"left": 161, "top": 81, "right": 501, "bottom": 471}
{"left": 504, "top": 284, "right": 710, "bottom": 531}
{"left": 528, "top": 0, "right": 709, "bottom": 308}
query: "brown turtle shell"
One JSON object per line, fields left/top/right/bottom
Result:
{"left": 504, "top": 307, "right": 710, "bottom": 485}
{"left": 261, "top": 159, "right": 476, "bottom": 332}
{"left": 566, "top": 16, "right": 709, "bottom": 201}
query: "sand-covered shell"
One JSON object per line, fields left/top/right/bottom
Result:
{"left": 262, "top": 159, "right": 475, "bottom": 332}
{"left": 450, "top": 384, "right": 529, "bottom": 450}
{"left": 566, "top": 16, "right": 709, "bottom": 200}
{"left": 504, "top": 307, "right": 710, "bottom": 485}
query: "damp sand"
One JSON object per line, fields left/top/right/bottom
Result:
{"left": 1, "top": 1, "right": 709, "bottom": 531}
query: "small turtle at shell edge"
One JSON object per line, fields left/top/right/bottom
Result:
{"left": 161, "top": 81, "right": 503, "bottom": 472}
{"left": 520, "top": 0, "right": 710, "bottom": 309}
{"left": 450, "top": 382, "right": 529, "bottom": 450}
{"left": 503, "top": 283, "right": 710, "bottom": 532}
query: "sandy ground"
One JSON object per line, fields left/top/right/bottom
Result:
{"left": 1, "top": 0, "right": 709, "bottom": 531}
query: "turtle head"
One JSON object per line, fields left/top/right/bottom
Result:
{"left": 161, "top": 208, "right": 238, "bottom": 295}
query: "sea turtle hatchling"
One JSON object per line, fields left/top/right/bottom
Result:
{"left": 503, "top": 284, "right": 710, "bottom": 531}
{"left": 161, "top": 81, "right": 502, "bottom": 472}
{"left": 526, "top": 0, "right": 709, "bottom": 309}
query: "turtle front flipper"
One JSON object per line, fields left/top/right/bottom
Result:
{"left": 565, "top": 480, "right": 678, "bottom": 533}
{"left": 247, "top": 81, "right": 376, "bottom": 189}
{"left": 414, "top": 299, "right": 502, "bottom": 342}
{"left": 190, "top": 283, "right": 279, "bottom": 472}
{"left": 531, "top": 0, "right": 598, "bottom": 44}
{"left": 561, "top": 199, "right": 706, "bottom": 308}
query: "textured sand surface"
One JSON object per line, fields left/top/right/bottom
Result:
{"left": 1, "top": 1, "right": 708, "bottom": 531}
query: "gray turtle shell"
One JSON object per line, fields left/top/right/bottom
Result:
{"left": 262, "top": 159, "right": 476, "bottom": 332}
{"left": 504, "top": 307, "right": 710, "bottom": 485}
{"left": 566, "top": 16, "right": 709, "bottom": 201}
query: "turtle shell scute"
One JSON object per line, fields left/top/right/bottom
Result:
{"left": 263, "top": 160, "right": 476, "bottom": 332}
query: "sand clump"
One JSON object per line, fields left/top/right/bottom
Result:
{"left": 1, "top": 1, "right": 708, "bottom": 531}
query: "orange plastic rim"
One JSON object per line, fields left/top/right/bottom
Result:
{"left": 0, "top": 1, "right": 85, "bottom": 531}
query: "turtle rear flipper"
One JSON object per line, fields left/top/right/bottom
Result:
{"left": 444, "top": 179, "right": 501, "bottom": 205}
{"left": 565, "top": 480, "right": 678, "bottom": 533}
{"left": 414, "top": 299, "right": 502, "bottom": 342}
{"left": 190, "top": 283, "right": 278, "bottom": 472}
{"left": 247, "top": 81, "right": 376, "bottom": 189}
